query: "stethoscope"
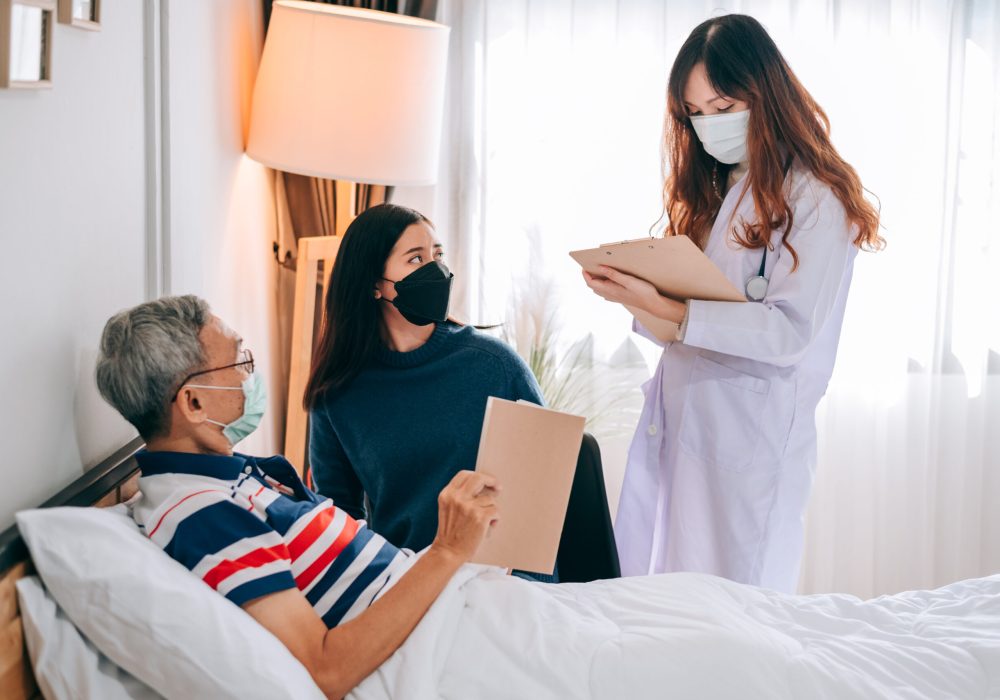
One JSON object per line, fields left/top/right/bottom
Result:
{"left": 734, "top": 155, "right": 793, "bottom": 303}
{"left": 745, "top": 247, "right": 769, "bottom": 302}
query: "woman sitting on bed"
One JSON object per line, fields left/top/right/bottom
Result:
{"left": 303, "top": 203, "right": 545, "bottom": 556}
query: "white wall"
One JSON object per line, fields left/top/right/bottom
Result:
{"left": 0, "top": 2, "right": 148, "bottom": 527}
{"left": 0, "top": 0, "right": 278, "bottom": 527}
{"left": 165, "top": 1, "right": 280, "bottom": 457}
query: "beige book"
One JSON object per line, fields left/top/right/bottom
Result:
{"left": 570, "top": 236, "right": 745, "bottom": 343}
{"left": 471, "top": 398, "right": 585, "bottom": 573}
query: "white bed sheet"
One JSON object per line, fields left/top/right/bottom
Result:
{"left": 350, "top": 567, "right": 1000, "bottom": 699}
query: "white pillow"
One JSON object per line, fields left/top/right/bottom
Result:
{"left": 16, "top": 505, "right": 324, "bottom": 700}
{"left": 16, "top": 575, "right": 161, "bottom": 700}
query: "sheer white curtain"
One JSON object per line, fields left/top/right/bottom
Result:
{"left": 426, "top": 0, "right": 1000, "bottom": 597}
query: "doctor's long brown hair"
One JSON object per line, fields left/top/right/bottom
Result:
{"left": 663, "top": 14, "right": 883, "bottom": 268}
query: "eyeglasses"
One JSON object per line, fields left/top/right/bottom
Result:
{"left": 171, "top": 349, "right": 254, "bottom": 402}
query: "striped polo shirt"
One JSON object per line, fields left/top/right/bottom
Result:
{"left": 132, "top": 450, "right": 410, "bottom": 628}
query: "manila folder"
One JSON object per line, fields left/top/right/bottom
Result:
{"left": 471, "top": 397, "right": 585, "bottom": 573}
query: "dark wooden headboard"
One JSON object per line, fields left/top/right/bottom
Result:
{"left": 0, "top": 437, "right": 145, "bottom": 699}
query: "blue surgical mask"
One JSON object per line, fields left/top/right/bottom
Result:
{"left": 188, "top": 373, "right": 267, "bottom": 445}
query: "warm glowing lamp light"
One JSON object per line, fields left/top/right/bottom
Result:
{"left": 247, "top": 0, "right": 450, "bottom": 185}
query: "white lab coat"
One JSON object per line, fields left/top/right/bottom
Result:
{"left": 614, "top": 164, "right": 859, "bottom": 592}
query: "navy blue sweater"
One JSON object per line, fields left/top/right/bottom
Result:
{"left": 308, "top": 322, "right": 545, "bottom": 552}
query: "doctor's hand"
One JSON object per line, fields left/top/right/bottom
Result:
{"left": 430, "top": 471, "right": 501, "bottom": 565}
{"left": 582, "top": 266, "right": 687, "bottom": 324}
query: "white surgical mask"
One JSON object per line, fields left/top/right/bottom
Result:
{"left": 690, "top": 109, "right": 750, "bottom": 164}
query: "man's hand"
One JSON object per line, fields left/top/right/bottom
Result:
{"left": 243, "top": 472, "right": 502, "bottom": 699}
{"left": 430, "top": 470, "right": 500, "bottom": 564}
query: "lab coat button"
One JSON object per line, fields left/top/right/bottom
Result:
{"left": 647, "top": 424, "right": 658, "bottom": 436}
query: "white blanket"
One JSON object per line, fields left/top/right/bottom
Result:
{"left": 350, "top": 567, "right": 1000, "bottom": 699}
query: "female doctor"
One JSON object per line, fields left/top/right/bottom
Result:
{"left": 583, "top": 14, "right": 882, "bottom": 592}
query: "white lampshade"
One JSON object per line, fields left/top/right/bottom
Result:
{"left": 247, "top": 1, "right": 450, "bottom": 186}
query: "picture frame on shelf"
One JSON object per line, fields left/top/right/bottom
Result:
{"left": 57, "top": 0, "right": 97, "bottom": 30}
{"left": 0, "top": 0, "right": 56, "bottom": 90}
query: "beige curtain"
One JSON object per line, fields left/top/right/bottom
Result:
{"left": 274, "top": 175, "right": 389, "bottom": 264}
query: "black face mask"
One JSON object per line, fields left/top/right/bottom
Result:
{"left": 381, "top": 260, "right": 454, "bottom": 326}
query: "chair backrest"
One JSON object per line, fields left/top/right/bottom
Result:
{"left": 556, "top": 433, "right": 621, "bottom": 583}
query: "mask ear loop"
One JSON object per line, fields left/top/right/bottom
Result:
{"left": 183, "top": 384, "right": 242, "bottom": 391}
{"left": 178, "top": 384, "right": 243, "bottom": 439}
{"left": 377, "top": 277, "right": 401, "bottom": 305}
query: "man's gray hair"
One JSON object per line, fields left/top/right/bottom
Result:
{"left": 95, "top": 295, "right": 211, "bottom": 439}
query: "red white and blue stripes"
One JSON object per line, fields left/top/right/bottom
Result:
{"left": 132, "top": 451, "right": 409, "bottom": 627}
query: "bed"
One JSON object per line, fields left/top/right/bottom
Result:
{"left": 0, "top": 438, "right": 144, "bottom": 699}
{"left": 2, "top": 440, "right": 999, "bottom": 699}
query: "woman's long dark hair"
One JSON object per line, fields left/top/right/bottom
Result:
{"left": 662, "top": 14, "right": 882, "bottom": 268}
{"left": 304, "top": 203, "right": 431, "bottom": 409}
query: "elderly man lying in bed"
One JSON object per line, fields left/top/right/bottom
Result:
{"left": 95, "top": 295, "right": 495, "bottom": 698}
{"left": 96, "top": 296, "right": 1000, "bottom": 700}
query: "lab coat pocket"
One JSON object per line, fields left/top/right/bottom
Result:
{"left": 678, "top": 356, "right": 770, "bottom": 472}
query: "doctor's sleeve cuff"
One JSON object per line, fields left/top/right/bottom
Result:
{"left": 677, "top": 298, "right": 811, "bottom": 367}
{"left": 679, "top": 298, "right": 746, "bottom": 354}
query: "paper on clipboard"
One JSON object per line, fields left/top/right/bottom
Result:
{"left": 569, "top": 235, "right": 745, "bottom": 343}
{"left": 471, "top": 397, "right": 585, "bottom": 574}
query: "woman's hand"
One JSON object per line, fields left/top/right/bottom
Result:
{"left": 582, "top": 266, "right": 687, "bottom": 324}
{"left": 430, "top": 471, "right": 501, "bottom": 565}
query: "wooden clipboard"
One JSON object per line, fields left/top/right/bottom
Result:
{"left": 570, "top": 236, "right": 745, "bottom": 342}
{"left": 471, "top": 398, "right": 585, "bottom": 574}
